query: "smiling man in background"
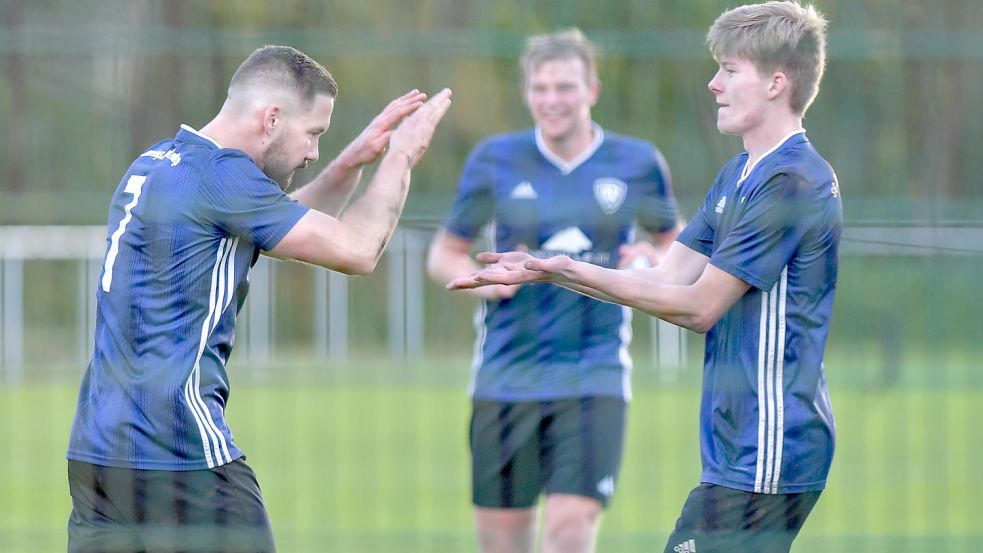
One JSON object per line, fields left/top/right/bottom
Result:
{"left": 429, "top": 29, "right": 681, "bottom": 553}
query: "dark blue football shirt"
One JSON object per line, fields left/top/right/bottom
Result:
{"left": 676, "top": 131, "right": 842, "bottom": 493}
{"left": 67, "top": 125, "right": 308, "bottom": 470}
{"left": 443, "top": 126, "right": 679, "bottom": 401}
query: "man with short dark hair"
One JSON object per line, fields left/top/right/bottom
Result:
{"left": 66, "top": 44, "right": 451, "bottom": 553}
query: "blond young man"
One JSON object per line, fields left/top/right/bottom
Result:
{"left": 450, "top": 4, "right": 840, "bottom": 552}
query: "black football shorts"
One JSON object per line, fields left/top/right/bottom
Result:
{"left": 663, "top": 483, "right": 822, "bottom": 553}
{"left": 470, "top": 396, "right": 628, "bottom": 508}
{"left": 67, "top": 457, "right": 275, "bottom": 553}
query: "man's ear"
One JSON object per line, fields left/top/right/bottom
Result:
{"left": 262, "top": 105, "right": 281, "bottom": 136}
{"left": 767, "top": 71, "right": 788, "bottom": 100}
{"left": 588, "top": 78, "right": 601, "bottom": 107}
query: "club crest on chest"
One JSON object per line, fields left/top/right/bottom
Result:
{"left": 593, "top": 178, "right": 627, "bottom": 215}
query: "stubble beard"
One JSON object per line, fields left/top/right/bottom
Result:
{"left": 263, "top": 136, "right": 297, "bottom": 190}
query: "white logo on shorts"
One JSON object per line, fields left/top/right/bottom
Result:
{"left": 596, "top": 475, "right": 615, "bottom": 498}
{"left": 673, "top": 538, "right": 697, "bottom": 552}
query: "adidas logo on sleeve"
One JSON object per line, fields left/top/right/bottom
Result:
{"left": 714, "top": 196, "right": 727, "bottom": 213}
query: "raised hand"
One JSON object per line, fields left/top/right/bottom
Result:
{"left": 337, "top": 89, "right": 428, "bottom": 169}
{"left": 388, "top": 88, "right": 453, "bottom": 167}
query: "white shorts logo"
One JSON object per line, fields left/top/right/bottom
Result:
{"left": 593, "top": 178, "right": 627, "bottom": 215}
{"left": 673, "top": 538, "right": 697, "bottom": 552}
{"left": 596, "top": 475, "right": 615, "bottom": 498}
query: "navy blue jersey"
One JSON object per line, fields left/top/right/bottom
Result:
{"left": 67, "top": 125, "right": 309, "bottom": 470}
{"left": 444, "top": 126, "right": 679, "bottom": 401}
{"left": 676, "top": 131, "right": 841, "bottom": 494}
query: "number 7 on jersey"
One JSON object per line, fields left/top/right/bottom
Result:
{"left": 101, "top": 175, "right": 147, "bottom": 292}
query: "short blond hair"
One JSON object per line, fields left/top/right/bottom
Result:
{"left": 707, "top": 1, "right": 828, "bottom": 115}
{"left": 520, "top": 28, "right": 599, "bottom": 85}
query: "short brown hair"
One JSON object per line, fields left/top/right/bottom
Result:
{"left": 520, "top": 28, "right": 599, "bottom": 85}
{"left": 707, "top": 1, "right": 828, "bottom": 115}
{"left": 228, "top": 45, "right": 338, "bottom": 108}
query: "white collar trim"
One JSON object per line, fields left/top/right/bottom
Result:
{"left": 738, "top": 128, "right": 805, "bottom": 185}
{"left": 535, "top": 123, "right": 604, "bottom": 175}
{"left": 180, "top": 124, "right": 222, "bottom": 149}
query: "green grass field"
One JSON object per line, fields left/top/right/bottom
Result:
{"left": 1, "top": 357, "right": 981, "bottom": 553}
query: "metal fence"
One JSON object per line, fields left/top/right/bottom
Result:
{"left": 0, "top": 225, "right": 695, "bottom": 384}
{"left": 4, "top": 222, "right": 980, "bottom": 385}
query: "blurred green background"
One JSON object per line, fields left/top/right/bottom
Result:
{"left": 1, "top": 0, "right": 982, "bottom": 551}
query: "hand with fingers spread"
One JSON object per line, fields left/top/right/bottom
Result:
{"left": 336, "top": 89, "right": 428, "bottom": 169}
{"left": 389, "top": 88, "right": 453, "bottom": 167}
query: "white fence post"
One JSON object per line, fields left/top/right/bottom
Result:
{"left": 387, "top": 230, "right": 406, "bottom": 359}
{"left": 2, "top": 257, "right": 24, "bottom": 385}
{"left": 314, "top": 268, "right": 350, "bottom": 363}
{"left": 652, "top": 320, "right": 686, "bottom": 382}
{"left": 246, "top": 256, "right": 273, "bottom": 368}
{"left": 328, "top": 271, "right": 349, "bottom": 362}
{"left": 405, "top": 229, "right": 427, "bottom": 360}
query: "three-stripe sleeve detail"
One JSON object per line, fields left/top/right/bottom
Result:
{"left": 755, "top": 266, "right": 788, "bottom": 494}
{"left": 184, "top": 237, "right": 239, "bottom": 468}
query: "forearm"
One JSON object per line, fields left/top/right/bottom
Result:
{"left": 289, "top": 155, "right": 364, "bottom": 216}
{"left": 429, "top": 249, "right": 496, "bottom": 300}
{"left": 558, "top": 261, "right": 710, "bottom": 331}
{"left": 333, "top": 151, "right": 413, "bottom": 269}
{"left": 428, "top": 246, "right": 480, "bottom": 285}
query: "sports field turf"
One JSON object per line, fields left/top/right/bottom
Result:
{"left": 0, "top": 355, "right": 980, "bottom": 553}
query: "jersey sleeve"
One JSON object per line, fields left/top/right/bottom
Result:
{"left": 635, "top": 146, "right": 680, "bottom": 233}
{"left": 676, "top": 199, "right": 715, "bottom": 257}
{"left": 709, "top": 172, "right": 814, "bottom": 291}
{"left": 442, "top": 143, "right": 496, "bottom": 240}
{"left": 198, "top": 151, "right": 309, "bottom": 251}
{"left": 676, "top": 165, "right": 731, "bottom": 257}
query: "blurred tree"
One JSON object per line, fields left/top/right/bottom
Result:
{"left": 4, "top": 1, "right": 26, "bottom": 194}
{"left": 0, "top": 0, "right": 982, "bottom": 224}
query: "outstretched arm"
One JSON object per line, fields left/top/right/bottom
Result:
{"left": 427, "top": 230, "right": 519, "bottom": 300}
{"left": 289, "top": 89, "right": 428, "bottom": 216}
{"left": 617, "top": 219, "right": 685, "bottom": 269}
{"left": 448, "top": 242, "right": 749, "bottom": 333}
{"left": 271, "top": 88, "right": 453, "bottom": 275}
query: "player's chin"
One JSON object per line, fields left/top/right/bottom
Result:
{"left": 276, "top": 172, "right": 295, "bottom": 191}
{"left": 539, "top": 124, "right": 570, "bottom": 141}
